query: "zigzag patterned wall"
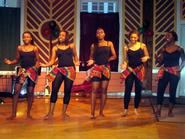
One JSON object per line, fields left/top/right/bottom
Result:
{"left": 24, "top": 0, "right": 76, "bottom": 63}
{"left": 123, "top": 0, "right": 143, "bottom": 45}
{"left": 153, "top": 0, "right": 176, "bottom": 67}
{"left": 181, "top": 0, "right": 185, "bottom": 19}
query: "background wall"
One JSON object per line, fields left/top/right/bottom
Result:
{"left": 24, "top": 0, "right": 77, "bottom": 64}
{"left": 0, "top": 7, "right": 20, "bottom": 71}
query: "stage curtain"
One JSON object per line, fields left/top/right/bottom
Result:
{"left": 0, "top": 7, "right": 20, "bottom": 71}
{"left": 80, "top": 12, "right": 119, "bottom": 72}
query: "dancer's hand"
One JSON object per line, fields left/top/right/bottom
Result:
{"left": 141, "top": 56, "right": 149, "bottom": 62}
{"left": 120, "top": 62, "right": 127, "bottom": 71}
{"left": 40, "top": 63, "right": 48, "bottom": 67}
{"left": 75, "top": 61, "right": 80, "bottom": 66}
{"left": 87, "top": 60, "right": 94, "bottom": 66}
{"left": 4, "top": 58, "right": 11, "bottom": 65}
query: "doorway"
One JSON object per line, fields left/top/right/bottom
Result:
{"left": 79, "top": 12, "right": 119, "bottom": 71}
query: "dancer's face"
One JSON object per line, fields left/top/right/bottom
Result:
{"left": 59, "top": 31, "right": 66, "bottom": 43}
{"left": 96, "top": 29, "right": 105, "bottom": 40}
{"left": 23, "top": 33, "right": 32, "bottom": 45}
{"left": 130, "top": 33, "right": 139, "bottom": 44}
{"left": 165, "top": 32, "right": 174, "bottom": 42}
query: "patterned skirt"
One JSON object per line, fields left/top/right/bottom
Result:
{"left": 46, "top": 66, "right": 76, "bottom": 82}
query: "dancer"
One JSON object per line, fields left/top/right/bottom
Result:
{"left": 41, "top": 29, "right": 80, "bottom": 120}
{"left": 155, "top": 31, "right": 185, "bottom": 117}
{"left": 120, "top": 30, "right": 149, "bottom": 116}
{"left": 87, "top": 27, "right": 117, "bottom": 119}
{"left": 4, "top": 31, "right": 40, "bottom": 119}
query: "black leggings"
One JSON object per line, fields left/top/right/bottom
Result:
{"left": 124, "top": 73, "right": 142, "bottom": 109}
{"left": 50, "top": 72, "right": 74, "bottom": 104}
{"left": 157, "top": 71, "right": 179, "bottom": 105}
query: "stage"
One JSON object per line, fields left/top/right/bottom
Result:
{"left": 0, "top": 97, "right": 185, "bottom": 139}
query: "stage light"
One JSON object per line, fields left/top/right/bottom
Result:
{"left": 44, "top": 85, "right": 50, "bottom": 96}
{"left": 0, "top": 99, "right": 4, "bottom": 104}
{"left": 12, "top": 77, "right": 28, "bottom": 98}
{"left": 19, "top": 79, "right": 28, "bottom": 98}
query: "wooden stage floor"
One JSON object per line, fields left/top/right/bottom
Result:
{"left": 0, "top": 97, "right": 185, "bottom": 139}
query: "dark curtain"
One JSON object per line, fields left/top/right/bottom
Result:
{"left": 80, "top": 13, "right": 119, "bottom": 71}
{"left": 0, "top": 7, "right": 20, "bottom": 71}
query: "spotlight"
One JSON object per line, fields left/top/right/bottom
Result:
{"left": 19, "top": 79, "right": 28, "bottom": 98}
{"left": 0, "top": 99, "right": 4, "bottom": 104}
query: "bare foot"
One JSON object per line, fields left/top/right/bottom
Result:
{"left": 134, "top": 109, "right": 139, "bottom": 116}
{"left": 121, "top": 110, "right": 128, "bottom": 117}
{"left": 61, "top": 113, "right": 70, "bottom": 120}
{"left": 155, "top": 110, "right": 161, "bottom": 118}
{"left": 99, "top": 114, "right": 105, "bottom": 117}
{"left": 44, "top": 114, "right": 53, "bottom": 120}
{"left": 27, "top": 115, "right": 34, "bottom": 120}
{"left": 168, "top": 112, "right": 174, "bottom": 117}
{"left": 90, "top": 115, "right": 96, "bottom": 119}
{"left": 6, "top": 115, "right": 16, "bottom": 120}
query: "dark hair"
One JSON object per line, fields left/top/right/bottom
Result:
{"left": 23, "top": 31, "right": 34, "bottom": 45}
{"left": 169, "top": 31, "right": 178, "bottom": 42}
{"left": 96, "top": 27, "right": 105, "bottom": 32}
{"left": 58, "top": 29, "right": 70, "bottom": 45}
{"left": 128, "top": 30, "right": 140, "bottom": 39}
